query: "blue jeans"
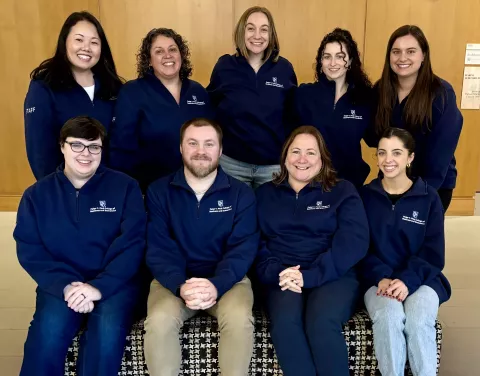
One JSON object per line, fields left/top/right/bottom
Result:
{"left": 20, "top": 285, "right": 139, "bottom": 376}
{"left": 220, "top": 154, "right": 280, "bottom": 189}
{"left": 265, "top": 270, "right": 359, "bottom": 376}
{"left": 364, "top": 285, "right": 440, "bottom": 376}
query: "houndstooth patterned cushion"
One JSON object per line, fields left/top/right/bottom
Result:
{"left": 64, "top": 310, "right": 442, "bottom": 375}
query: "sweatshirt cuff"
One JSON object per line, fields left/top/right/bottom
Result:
{"left": 162, "top": 274, "right": 187, "bottom": 296}
{"left": 257, "top": 262, "right": 284, "bottom": 285}
{"left": 88, "top": 279, "right": 115, "bottom": 301}
{"left": 208, "top": 276, "right": 235, "bottom": 299}
{"left": 301, "top": 269, "right": 318, "bottom": 289}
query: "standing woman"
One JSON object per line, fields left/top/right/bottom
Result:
{"left": 207, "top": 6, "right": 297, "bottom": 188}
{"left": 372, "top": 25, "right": 463, "bottom": 210}
{"left": 361, "top": 127, "right": 450, "bottom": 376}
{"left": 294, "top": 28, "right": 373, "bottom": 188}
{"left": 256, "top": 126, "right": 369, "bottom": 376}
{"left": 109, "top": 28, "right": 213, "bottom": 192}
{"left": 25, "top": 11, "right": 123, "bottom": 180}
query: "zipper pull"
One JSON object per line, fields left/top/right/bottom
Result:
{"left": 392, "top": 204, "right": 395, "bottom": 211}
{"left": 296, "top": 193, "right": 299, "bottom": 200}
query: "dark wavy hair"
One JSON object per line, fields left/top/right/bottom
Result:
{"left": 273, "top": 126, "right": 338, "bottom": 191}
{"left": 375, "top": 25, "right": 444, "bottom": 135}
{"left": 136, "top": 28, "right": 193, "bottom": 80}
{"left": 314, "top": 28, "right": 372, "bottom": 104}
{"left": 30, "top": 11, "right": 123, "bottom": 100}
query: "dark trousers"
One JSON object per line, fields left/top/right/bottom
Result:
{"left": 265, "top": 270, "right": 359, "bottom": 376}
{"left": 437, "top": 188, "right": 453, "bottom": 212}
{"left": 20, "top": 284, "right": 139, "bottom": 376}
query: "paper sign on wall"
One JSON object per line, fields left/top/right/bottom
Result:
{"left": 465, "top": 44, "right": 480, "bottom": 65}
{"left": 461, "top": 66, "right": 480, "bottom": 109}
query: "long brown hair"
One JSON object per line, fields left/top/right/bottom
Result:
{"left": 273, "top": 126, "right": 338, "bottom": 191}
{"left": 375, "top": 25, "right": 443, "bottom": 135}
{"left": 234, "top": 6, "right": 280, "bottom": 62}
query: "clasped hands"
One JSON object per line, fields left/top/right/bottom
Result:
{"left": 279, "top": 265, "right": 304, "bottom": 293}
{"left": 180, "top": 278, "right": 218, "bottom": 310}
{"left": 63, "top": 282, "right": 102, "bottom": 314}
{"left": 377, "top": 278, "right": 409, "bottom": 302}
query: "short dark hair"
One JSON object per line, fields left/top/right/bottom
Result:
{"left": 179, "top": 118, "right": 223, "bottom": 146}
{"left": 59, "top": 116, "right": 107, "bottom": 145}
{"left": 30, "top": 11, "right": 123, "bottom": 100}
{"left": 273, "top": 126, "right": 338, "bottom": 191}
{"left": 136, "top": 28, "right": 193, "bottom": 80}
{"left": 379, "top": 127, "right": 415, "bottom": 155}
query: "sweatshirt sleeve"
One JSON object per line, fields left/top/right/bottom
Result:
{"left": 206, "top": 60, "right": 223, "bottom": 108}
{"left": 145, "top": 185, "right": 187, "bottom": 295}
{"left": 255, "top": 236, "right": 284, "bottom": 285}
{"left": 88, "top": 181, "right": 146, "bottom": 299}
{"left": 14, "top": 189, "right": 84, "bottom": 299}
{"left": 109, "top": 83, "right": 142, "bottom": 176}
{"left": 360, "top": 252, "right": 394, "bottom": 287}
{"left": 283, "top": 67, "right": 298, "bottom": 136}
{"left": 209, "top": 187, "right": 260, "bottom": 298}
{"left": 392, "top": 193, "right": 445, "bottom": 295}
{"left": 422, "top": 85, "right": 463, "bottom": 189}
{"left": 301, "top": 189, "right": 370, "bottom": 288}
{"left": 24, "top": 80, "right": 60, "bottom": 180}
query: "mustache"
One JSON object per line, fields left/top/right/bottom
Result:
{"left": 191, "top": 154, "right": 211, "bottom": 161}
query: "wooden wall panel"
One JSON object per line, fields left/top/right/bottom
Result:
{"left": 99, "top": 0, "right": 234, "bottom": 85}
{"left": 362, "top": 0, "right": 480, "bottom": 214}
{"left": 0, "top": 0, "right": 99, "bottom": 199}
{"left": 234, "top": 0, "right": 367, "bottom": 84}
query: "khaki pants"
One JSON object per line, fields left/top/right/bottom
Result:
{"left": 144, "top": 277, "right": 254, "bottom": 376}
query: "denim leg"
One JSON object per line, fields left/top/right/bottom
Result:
{"left": 219, "top": 154, "right": 253, "bottom": 186}
{"left": 364, "top": 286, "right": 406, "bottom": 376}
{"left": 77, "top": 284, "right": 140, "bottom": 376}
{"left": 20, "top": 289, "right": 84, "bottom": 376}
{"left": 252, "top": 164, "right": 280, "bottom": 189}
{"left": 404, "top": 285, "right": 440, "bottom": 376}
{"left": 265, "top": 287, "right": 316, "bottom": 376}
{"left": 304, "top": 271, "right": 359, "bottom": 376}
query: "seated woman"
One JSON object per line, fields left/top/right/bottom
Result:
{"left": 361, "top": 127, "right": 451, "bottom": 376}
{"left": 14, "top": 116, "right": 146, "bottom": 376}
{"left": 255, "top": 125, "right": 369, "bottom": 376}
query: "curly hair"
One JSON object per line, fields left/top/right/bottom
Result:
{"left": 136, "top": 28, "right": 193, "bottom": 80}
{"left": 314, "top": 28, "right": 372, "bottom": 104}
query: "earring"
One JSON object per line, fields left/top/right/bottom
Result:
{"left": 407, "top": 163, "right": 411, "bottom": 168}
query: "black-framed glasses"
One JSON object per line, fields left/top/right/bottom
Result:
{"left": 64, "top": 141, "right": 103, "bottom": 155}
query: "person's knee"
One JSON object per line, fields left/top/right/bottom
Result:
{"left": 144, "top": 305, "right": 183, "bottom": 337}
{"left": 366, "top": 290, "right": 405, "bottom": 326}
{"left": 216, "top": 301, "right": 254, "bottom": 332}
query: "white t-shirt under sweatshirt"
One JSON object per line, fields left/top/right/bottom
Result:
{"left": 83, "top": 85, "right": 95, "bottom": 102}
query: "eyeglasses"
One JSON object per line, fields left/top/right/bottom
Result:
{"left": 64, "top": 141, "right": 103, "bottom": 155}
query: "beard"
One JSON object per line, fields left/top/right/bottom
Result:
{"left": 183, "top": 154, "right": 219, "bottom": 178}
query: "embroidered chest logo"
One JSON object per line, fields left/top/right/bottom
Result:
{"left": 307, "top": 201, "right": 331, "bottom": 211}
{"left": 209, "top": 200, "right": 232, "bottom": 213}
{"left": 25, "top": 107, "right": 35, "bottom": 114}
{"left": 187, "top": 95, "right": 206, "bottom": 105}
{"left": 265, "top": 76, "right": 284, "bottom": 88}
{"left": 402, "top": 210, "right": 425, "bottom": 225}
{"left": 343, "top": 109, "right": 363, "bottom": 120}
{"left": 90, "top": 200, "right": 117, "bottom": 213}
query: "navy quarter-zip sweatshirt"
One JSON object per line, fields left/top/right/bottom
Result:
{"left": 146, "top": 167, "right": 259, "bottom": 298}
{"left": 360, "top": 178, "right": 451, "bottom": 303}
{"left": 207, "top": 54, "right": 297, "bottom": 165}
{"left": 24, "top": 79, "right": 116, "bottom": 180}
{"left": 255, "top": 179, "right": 369, "bottom": 288}
{"left": 109, "top": 73, "right": 214, "bottom": 191}
{"left": 14, "top": 165, "right": 146, "bottom": 300}
{"left": 294, "top": 75, "right": 373, "bottom": 188}
{"left": 367, "top": 79, "right": 463, "bottom": 190}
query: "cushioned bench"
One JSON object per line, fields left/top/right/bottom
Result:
{"left": 65, "top": 310, "right": 442, "bottom": 375}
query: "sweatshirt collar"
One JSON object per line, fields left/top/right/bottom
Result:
{"left": 170, "top": 165, "right": 231, "bottom": 196}
{"left": 56, "top": 163, "right": 107, "bottom": 193}
{"left": 367, "top": 177, "right": 428, "bottom": 198}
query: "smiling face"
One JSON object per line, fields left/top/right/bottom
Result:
{"left": 321, "top": 42, "right": 352, "bottom": 82}
{"left": 389, "top": 34, "right": 425, "bottom": 80}
{"left": 65, "top": 20, "right": 101, "bottom": 73}
{"left": 61, "top": 137, "right": 102, "bottom": 180}
{"left": 244, "top": 12, "right": 270, "bottom": 57}
{"left": 377, "top": 136, "right": 414, "bottom": 180}
{"left": 285, "top": 133, "right": 322, "bottom": 189}
{"left": 181, "top": 125, "right": 222, "bottom": 179}
{"left": 150, "top": 35, "right": 182, "bottom": 80}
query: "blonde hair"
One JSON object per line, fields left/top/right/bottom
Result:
{"left": 233, "top": 6, "right": 280, "bottom": 62}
